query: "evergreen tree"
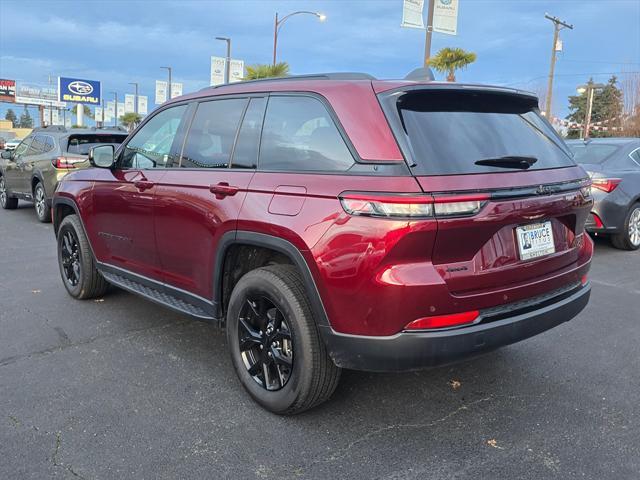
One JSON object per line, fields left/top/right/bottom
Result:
{"left": 4, "top": 108, "right": 17, "bottom": 127}
{"left": 18, "top": 107, "right": 33, "bottom": 128}
{"left": 566, "top": 76, "right": 623, "bottom": 138}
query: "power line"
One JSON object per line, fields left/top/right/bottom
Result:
{"left": 504, "top": 71, "right": 640, "bottom": 86}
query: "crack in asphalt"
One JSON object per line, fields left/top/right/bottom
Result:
{"left": 0, "top": 319, "right": 191, "bottom": 368}
{"left": 590, "top": 278, "right": 640, "bottom": 295}
{"left": 52, "top": 431, "right": 87, "bottom": 479}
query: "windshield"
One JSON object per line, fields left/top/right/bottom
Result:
{"left": 567, "top": 143, "right": 621, "bottom": 164}
{"left": 66, "top": 134, "right": 127, "bottom": 155}
{"left": 396, "top": 90, "right": 575, "bottom": 175}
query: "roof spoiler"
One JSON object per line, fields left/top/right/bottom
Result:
{"left": 404, "top": 67, "right": 435, "bottom": 82}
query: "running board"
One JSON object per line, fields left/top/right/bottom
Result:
{"left": 99, "top": 267, "right": 220, "bottom": 323}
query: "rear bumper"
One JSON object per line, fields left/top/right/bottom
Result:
{"left": 585, "top": 192, "right": 628, "bottom": 234}
{"left": 320, "top": 283, "right": 591, "bottom": 372}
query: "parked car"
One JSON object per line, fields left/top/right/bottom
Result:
{"left": 3, "top": 139, "right": 20, "bottom": 151}
{"left": 0, "top": 126, "right": 127, "bottom": 222}
{"left": 566, "top": 138, "right": 640, "bottom": 250}
{"left": 51, "top": 72, "right": 593, "bottom": 414}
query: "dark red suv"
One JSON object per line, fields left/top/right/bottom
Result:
{"left": 52, "top": 72, "right": 593, "bottom": 414}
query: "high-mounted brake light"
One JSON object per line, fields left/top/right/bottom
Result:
{"left": 339, "top": 193, "right": 488, "bottom": 219}
{"left": 52, "top": 156, "right": 85, "bottom": 169}
{"left": 405, "top": 310, "right": 480, "bottom": 330}
{"left": 591, "top": 178, "right": 621, "bottom": 193}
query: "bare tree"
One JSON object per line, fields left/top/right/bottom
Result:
{"left": 620, "top": 72, "right": 640, "bottom": 136}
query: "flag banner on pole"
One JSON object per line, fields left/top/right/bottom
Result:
{"left": 211, "top": 56, "right": 226, "bottom": 86}
{"left": 433, "top": 0, "right": 458, "bottom": 35}
{"left": 401, "top": 0, "right": 425, "bottom": 29}
{"left": 171, "top": 83, "right": 183, "bottom": 99}
{"left": 137, "top": 96, "right": 148, "bottom": 115}
{"left": 117, "top": 103, "right": 125, "bottom": 118}
{"left": 95, "top": 107, "right": 103, "bottom": 121}
{"left": 155, "top": 80, "right": 167, "bottom": 104}
{"left": 124, "top": 94, "right": 135, "bottom": 113}
{"left": 229, "top": 60, "right": 244, "bottom": 83}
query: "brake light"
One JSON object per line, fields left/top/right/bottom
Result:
{"left": 591, "top": 178, "right": 621, "bottom": 193}
{"left": 339, "top": 193, "right": 489, "bottom": 219}
{"left": 405, "top": 310, "right": 480, "bottom": 330}
{"left": 591, "top": 213, "right": 604, "bottom": 229}
{"left": 581, "top": 274, "right": 588, "bottom": 286}
{"left": 52, "top": 156, "right": 84, "bottom": 169}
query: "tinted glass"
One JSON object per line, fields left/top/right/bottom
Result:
{"left": 44, "top": 136, "right": 55, "bottom": 153}
{"left": 629, "top": 149, "right": 640, "bottom": 166}
{"left": 568, "top": 143, "right": 621, "bottom": 164}
{"left": 231, "top": 97, "right": 266, "bottom": 169}
{"left": 259, "top": 96, "right": 354, "bottom": 172}
{"left": 121, "top": 105, "right": 187, "bottom": 169}
{"left": 67, "top": 134, "right": 127, "bottom": 155}
{"left": 13, "top": 138, "right": 31, "bottom": 157}
{"left": 397, "top": 90, "right": 576, "bottom": 175}
{"left": 180, "top": 98, "right": 247, "bottom": 168}
{"left": 26, "top": 135, "right": 46, "bottom": 155}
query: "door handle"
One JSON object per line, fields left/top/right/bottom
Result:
{"left": 134, "top": 180, "right": 155, "bottom": 192}
{"left": 209, "top": 182, "right": 239, "bottom": 199}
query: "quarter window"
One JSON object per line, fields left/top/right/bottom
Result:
{"left": 230, "top": 97, "right": 266, "bottom": 169}
{"left": 259, "top": 96, "right": 355, "bottom": 172}
{"left": 180, "top": 98, "right": 247, "bottom": 168}
{"left": 120, "top": 104, "right": 187, "bottom": 169}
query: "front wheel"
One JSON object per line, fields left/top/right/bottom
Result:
{"left": 0, "top": 176, "right": 18, "bottom": 210}
{"left": 611, "top": 203, "right": 640, "bottom": 251}
{"left": 226, "top": 265, "right": 341, "bottom": 415}
{"left": 34, "top": 182, "right": 51, "bottom": 223}
{"left": 57, "top": 214, "right": 109, "bottom": 299}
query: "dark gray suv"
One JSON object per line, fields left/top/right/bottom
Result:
{"left": 567, "top": 138, "right": 640, "bottom": 250}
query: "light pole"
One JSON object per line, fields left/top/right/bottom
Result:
{"left": 577, "top": 81, "right": 605, "bottom": 139}
{"left": 110, "top": 92, "right": 118, "bottom": 127}
{"left": 273, "top": 11, "right": 326, "bottom": 65}
{"left": 215, "top": 37, "right": 231, "bottom": 84}
{"left": 544, "top": 13, "right": 573, "bottom": 121}
{"left": 128, "top": 82, "right": 139, "bottom": 114}
{"left": 160, "top": 66, "right": 172, "bottom": 101}
{"left": 423, "top": 0, "right": 436, "bottom": 67}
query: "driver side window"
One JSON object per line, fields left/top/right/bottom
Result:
{"left": 120, "top": 104, "right": 187, "bottom": 169}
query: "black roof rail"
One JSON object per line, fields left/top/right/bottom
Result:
{"left": 33, "top": 125, "right": 67, "bottom": 132}
{"left": 200, "top": 72, "right": 377, "bottom": 91}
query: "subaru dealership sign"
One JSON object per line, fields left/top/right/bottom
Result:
{"left": 58, "top": 77, "right": 101, "bottom": 105}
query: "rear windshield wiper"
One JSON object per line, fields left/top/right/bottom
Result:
{"left": 474, "top": 156, "right": 538, "bottom": 170}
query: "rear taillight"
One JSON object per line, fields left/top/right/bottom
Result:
{"left": 52, "top": 156, "right": 84, "bottom": 169}
{"left": 591, "top": 213, "right": 604, "bottom": 229}
{"left": 339, "top": 193, "right": 489, "bottom": 219}
{"left": 591, "top": 178, "right": 621, "bottom": 193}
{"left": 405, "top": 310, "right": 480, "bottom": 330}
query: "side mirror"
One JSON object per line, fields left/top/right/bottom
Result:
{"left": 89, "top": 145, "right": 115, "bottom": 168}
{"left": 1, "top": 150, "right": 12, "bottom": 160}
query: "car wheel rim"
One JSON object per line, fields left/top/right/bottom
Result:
{"left": 0, "top": 178, "right": 6, "bottom": 207}
{"left": 630, "top": 208, "right": 640, "bottom": 247}
{"left": 237, "top": 295, "right": 294, "bottom": 391}
{"left": 60, "top": 230, "right": 81, "bottom": 287}
{"left": 35, "top": 186, "right": 45, "bottom": 218}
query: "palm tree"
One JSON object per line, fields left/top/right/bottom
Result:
{"left": 245, "top": 62, "right": 290, "bottom": 80}
{"left": 428, "top": 47, "right": 477, "bottom": 82}
{"left": 119, "top": 112, "right": 142, "bottom": 131}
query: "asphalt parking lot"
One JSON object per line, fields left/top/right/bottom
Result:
{"left": 1, "top": 202, "right": 639, "bottom": 480}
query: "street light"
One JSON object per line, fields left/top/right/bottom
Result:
{"left": 110, "top": 91, "right": 118, "bottom": 127}
{"left": 215, "top": 37, "right": 231, "bottom": 84}
{"left": 128, "top": 82, "right": 139, "bottom": 114}
{"left": 160, "top": 66, "right": 172, "bottom": 102}
{"left": 577, "top": 81, "right": 605, "bottom": 139}
{"left": 273, "top": 11, "right": 326, "bottom": 65}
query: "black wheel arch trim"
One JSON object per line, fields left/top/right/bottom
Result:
{"left": 214, "top": 230, "right": 330, "bottom": 328}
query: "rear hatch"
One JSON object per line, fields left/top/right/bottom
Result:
{"left": 380, "top": 86, "right": 592, "bottom": 297}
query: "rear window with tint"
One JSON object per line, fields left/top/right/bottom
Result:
{"left": 396, "top": 90, "right": 575, "bottom": 175}
{"left": 567, "top": 143, "right": 621, "bottom": 164}
{"left": 66, "top": 134, "right": 127, "bottom": 155}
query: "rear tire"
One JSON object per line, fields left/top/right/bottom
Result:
{"left": 57, "top": 214, "right": 109, "bottom": 299}
{"left": 34, "top": 182, "right": 51, "bottom": 223}
{"left": 0, "top": 176, "right": 18, "bottom": 210}
{"left": 226, "top": 264, "right": 341, "bottom": 415}
{"left": 611, "top": 203, "right": 640, "bottom": 251}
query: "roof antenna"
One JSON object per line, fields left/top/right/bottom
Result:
{"left": 404, "top": 67, "right": 435, "bottom": 82}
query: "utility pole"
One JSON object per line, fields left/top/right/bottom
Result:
{"left": 129, "top": 82, "right": 139, "bottom": 114}
{"left": 544, "top": 13, "right": 573, "bottom": 121}
{"left": 423, "top": 0, "right": 436, "bottom": 67}
{"left": 215, "top": 37, "right": 231, "bottom": 84}
{"left": 160, "top": 66, "right": 172, "bottom": 101}
{"left": 110, "top": 92, "right": 118, "bottom": 127}
{"left": 48, "top": 73, "right": 54, "bottom": 126}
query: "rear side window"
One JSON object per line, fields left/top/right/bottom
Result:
{"left": 67, "top": 134, "right": 126, "bottom": 155}
{"left": 231, "top": 97, "right": 266, "bottom": 169}
{"left": 396, "top": 90, "right": 575, "bottom": 175}
{"left": 568, "top": 143, "right": 620, "bottom": 164}
{"left": 259, "top": 96, "right": 354, "bottom": 172}
{"left": 180, "top": 98, "right": 247, "bottom": 168}
{"left": 27, "top": 135, "right": 47, "bottom": 155}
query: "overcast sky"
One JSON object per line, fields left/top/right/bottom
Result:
{"left": 0, "top": 0, "right": 639, "bottom": 122}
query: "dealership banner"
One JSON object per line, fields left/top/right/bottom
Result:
{"left": 58, "top": 77, "right": 101, "bottom": 105}
{"left": 401, "top": 0, "right": 425, "bottom": 29}
{"left": 0, "top": 79, "right": 16, "bottom": 102}
{"left": 95, "top": 106, "right": 103, "bottom": 122}
{"left": 155, "top": 80, "right": 167, "bottom": 104}
{"left": 211, "top": 57, "right": 245, "bottom": 86}
{"left": 117, "top": 102, "right": 125, "bottom": 118}
{"left": 171, "top": 82, "right": 183, "bottom": 99}
{"left": 137, "top": 95, "right": 148, "bottom": 115}
{"left": 433, "top": 0, "right": 458, "bottom": 35}
{"left": 229, "top": 60, "right": 244, "bottom": 83}
{"left": 124, "top": 94, "right": 135, "bottom": 113}
{"left": 106, "top": 101, "right": 115, "bottom": 120}
{"left": 15, "top": 82, "right": 65, "bottom": 107}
